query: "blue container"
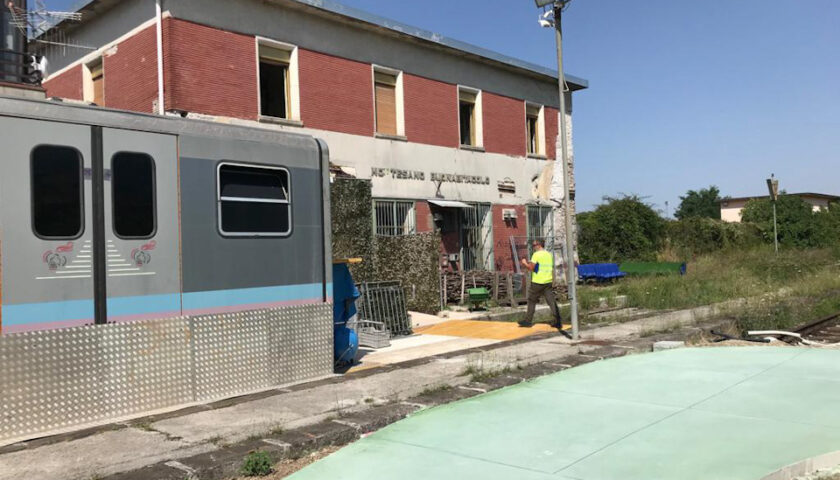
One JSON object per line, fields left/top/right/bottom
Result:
{"left": 334, "top": 326, "right": 359, "bottom": 365}
{"left": 332, "top": 263, "right": 360, "bottom": 366}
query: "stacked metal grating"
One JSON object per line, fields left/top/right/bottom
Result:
{"left": 355, "top": 281, "right": 412, "bottom": 337}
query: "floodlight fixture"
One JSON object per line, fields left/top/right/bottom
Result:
{"left": 538, "top": 10, "right": 554, "bottom": 28}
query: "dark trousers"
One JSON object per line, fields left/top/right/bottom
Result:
{"left": 522, "top": 282, "right": 563, "bottom": 326}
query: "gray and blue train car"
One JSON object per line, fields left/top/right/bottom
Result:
{"left": 0, "top": 96, "right": 330, "bottom": 331}
{"left": 0, "top": 95, "right": 333, "bottom": 444}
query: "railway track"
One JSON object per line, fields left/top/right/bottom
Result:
{"left": 794, "top": 311, "right": 840, "bottom": 343}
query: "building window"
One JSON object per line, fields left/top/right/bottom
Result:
{"left": 217, "top": 163, "right": 291, "bottom": 237}
{"left": 527, "top": 205, "right": 554, "bottom": 252}
{"left": 373, "top": 67, "right": 404, "bottom": 137}
{"left": 526, "top": 103, "right": 545, "bottom": 156}
{"left": 462, "top": 203, "right": 493, "bottom": 271}
{"left": 31, "top": 145, "right": 84, "bottom": 239}
{"left": 257, "top": 39, "right": 300, "bottom": 122}
{"left": 374, "top": 200, "right": 415, "bottom": 236}
{"left": 84, "top": 58, "right": 103, "bottom": 105}
{"left": 112, "top": 152, "right": 156, "bottom": 239}
{"left": 458, "top": 87, "right": 483, "bottom": 148}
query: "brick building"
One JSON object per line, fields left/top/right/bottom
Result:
{"left": 41, "top": 0, "right": 587, "bottom": 273}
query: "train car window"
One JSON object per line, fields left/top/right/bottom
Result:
{"left": 218, "top": 163, "right": 291, "bottom": 236}
{"left": 31, "top": 145, "right": 84, "bottom": 239}
{"left": 112, "top": 152, "right": 156, "bottom": 238}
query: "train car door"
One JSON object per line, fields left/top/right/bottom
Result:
{"left": 0, "top": 116, "right": 95, "bottom": 333}
{"left": 101, "top": 128, "right": 180, "bottom": 323}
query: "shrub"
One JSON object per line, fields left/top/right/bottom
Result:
{"left": 741, "top": 197, "right": 840, "bottom": 249}
{"left": 667, "top": 217, "right": 762, "bottom": 258}
{"left": 578, "top": 195, "right": 666, "bottom": 263}
{"left": 741, "top": 195, "right": 817, "bottom": 248}
{"left": 240, "top": 451, "right": 273, "bottom": 477}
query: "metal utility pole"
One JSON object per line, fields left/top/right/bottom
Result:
{"left": 767, "top": 174, "right": 779, "bottom": 254}
{"left": 535, "top": 0, "right": 579, "bottom": 340}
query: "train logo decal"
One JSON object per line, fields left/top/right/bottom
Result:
{"left": 130, "top": 240, "right": 156, "bottom": 267}
{"left": 42, "top": 242, "right": 73, "bottom": 271}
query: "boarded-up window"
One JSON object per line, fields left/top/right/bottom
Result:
{"left": 374, "top": 71, "right": 397, "bottom": 135}
{"left": 459, "top": 89, "right": 477, "bottom": 146}
{"left": 259, "top": 44, "right": 291, "bottom": 119}
{"left": 90, "top": 60, "right": 103, "bottom": 105}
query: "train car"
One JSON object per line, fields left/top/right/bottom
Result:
{"left": 0, "top": 94, "right": 333, "bottom": 444}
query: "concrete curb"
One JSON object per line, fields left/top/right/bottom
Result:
{"left": 760, "top": 450, "right": 840, "bottom": 480}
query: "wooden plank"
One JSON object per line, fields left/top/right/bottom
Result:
{"left": 507, "top": 273, "right": 516, "bottom": 307}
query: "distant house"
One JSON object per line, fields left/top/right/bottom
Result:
{"left": 720, "top": 193, "right": 840, "bottom": 223}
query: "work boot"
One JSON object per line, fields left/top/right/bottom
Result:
{"left": 518, "top": 322, "right": 533, "bottom": 328}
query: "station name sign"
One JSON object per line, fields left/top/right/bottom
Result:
{"left": 371, "top": 167, "right": 490, "bottom": 185}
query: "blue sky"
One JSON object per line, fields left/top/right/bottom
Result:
{"left": 47, "top": 0, "right": 840, "bottom": 214}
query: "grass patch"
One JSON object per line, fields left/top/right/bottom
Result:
{"left": 460, "top": 357, "right": 522, "bottom": 383}
{"left": 240, "top": 450, "right": 273, "bottom": 477}
{"left": 418, "top": 384, "right": 452, "bottom": 396}
{"left": 469, "top": 365, "right": 520, "bottom": 383}
{"left": 615, "top": 247, "right": 840, "bottom": 312}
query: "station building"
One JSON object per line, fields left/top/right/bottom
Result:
{"left": 41, "top": 0, "right": 587, "bottom": 273}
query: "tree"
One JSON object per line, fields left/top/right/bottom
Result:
{"left": 674, "top": 186, "right": 721, "bottom": 220}
{"left": 578, "top": 195, "right": 667, "bottom": 263}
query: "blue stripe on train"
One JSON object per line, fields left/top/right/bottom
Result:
{"left": 2, "top": 299, "right": 95, "bottom": 326}
{"left": 2, "top": 283, "right": 333, "bottom": 327}
{"left": 108, "top": 293, "right": 182, "bottom": 317}
{"left": 182, "top": 283, "right": 329, "bottom": 311}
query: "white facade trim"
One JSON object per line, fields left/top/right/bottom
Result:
{"left": 457, "top": 85, "right": 483, "bottom": 148}
{"left": 371, "top": 64, "right": 405, "bottom": 137}
{"left": 172, "top": 110, "right": 559, "bottom": 207}
{"left": 44, "top": 12, "right": 173, "bottom": 83}
{"left": 254, "top": 36, "right": 301, "bottom": 122}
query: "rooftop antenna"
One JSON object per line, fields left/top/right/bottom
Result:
{"left": 6, "top": 0, "right": 95, "bottom": 61}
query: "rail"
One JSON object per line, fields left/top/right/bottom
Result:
{"left": 0, "top": 49, "right": 43, "bottom": 85}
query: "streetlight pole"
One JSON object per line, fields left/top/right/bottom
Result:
{"left": 536, "top": 0, "right": 579, "bottom": 340}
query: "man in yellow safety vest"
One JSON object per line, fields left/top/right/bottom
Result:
{"left": 519, "top": 239, "right": 565, "bottom": 332}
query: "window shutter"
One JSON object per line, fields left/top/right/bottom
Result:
{"left": 375, "top": 83, "right": 397, "bottom": 135}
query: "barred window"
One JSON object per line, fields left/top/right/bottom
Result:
{"left": 374, "top": 200, "right": 415, "bottom": 236}
{"left": 527, "top": 205, "right": 554, "bottom": 251}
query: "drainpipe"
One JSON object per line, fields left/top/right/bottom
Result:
{"left": 155, "top": 0, "right": 164, "bottom": 114}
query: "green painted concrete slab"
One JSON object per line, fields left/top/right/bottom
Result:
{"left": 287, "top": 437, "right": 568, "bottom": 480}
{"left": 560, "top": 408, "right": 840, "bottom": 480}
{"left": 524, "top": 358, "right": 750, "bottom": 408}
{"left": 763, "top": 348, "right": 840, "bottom": 383}
{"left": 290, "top": 347, "right": 840, "bottom": 480}
{"left": 373, "top": 387, "right": 678, "bottom": 473}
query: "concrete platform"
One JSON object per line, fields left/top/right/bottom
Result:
{"left": 290, "top": 347, "right": 840, "bottom": 480}
{"left": 349, "top": 319, "right": 566, "bottom": 371}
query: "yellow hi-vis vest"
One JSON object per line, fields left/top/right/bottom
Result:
{"left": 530, "top": 250, "right": 553, "bottom": 285}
